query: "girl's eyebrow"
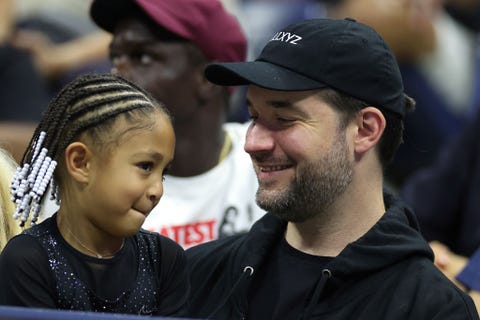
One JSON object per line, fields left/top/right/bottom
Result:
{"left": 132, "top": 151, "right": 164, "bottom": 161}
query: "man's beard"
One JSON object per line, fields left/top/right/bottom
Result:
{"left": 255, "top": 132, "right": 353, "bottom": 223}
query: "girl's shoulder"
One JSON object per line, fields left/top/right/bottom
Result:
{"left": 135, "top": 229, "right": 186, "bottom": 265}
{"left": 22, "top": 215, "right": 56, "bottom": 238}
{"left": 0, "top": 232, "right": 50, "bottom": 274}
{"left": 137, "top": 228, "right": 183, "bottom": 250}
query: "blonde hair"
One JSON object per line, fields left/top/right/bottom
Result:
{"left": 0, "top": 147, "right": 21, "bottom": 251}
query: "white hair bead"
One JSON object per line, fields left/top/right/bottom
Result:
{"left": 31, "top": 131, "right": 46, "bottom": 161}
{"left": 10, "top": 131, "right": 57, "bottom": 227}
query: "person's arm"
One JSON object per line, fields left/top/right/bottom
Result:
{"left": 0, "top": 0, "right": 14, "bottom": 44}
{"left": 430, "top": 241, "right": 468, "bottom": 285}
{"left": 12, "top": 30, "right": 111, "bottom": 80}
{"left": 0, "top": 235, "right": 56, "bottom": 307}
{"left": 327, "top": 0, "right": 439, "bottom": 62}
{"left": 431, "top": 241, "right": 480, "bottom": 315}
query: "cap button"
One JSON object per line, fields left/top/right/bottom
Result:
{"left": 344, "top": 17, "right": 357, "bottom": 22}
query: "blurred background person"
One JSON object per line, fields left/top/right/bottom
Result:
{"left": 1, "top": 0, "right": 112, "bottom": 163}
{"left": 0, "top": 0, "right": 50, "bottom": 163}
{"left": 12, "top": 0, "right": 112, "bottom": 96}
{"left": 327, "top": 0, "right": 480, "bottom": 188}
{"left": 0, "top": 147, "right": 20, "bottom": 251}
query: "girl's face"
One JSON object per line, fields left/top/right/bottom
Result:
{"left": 80, "top": 110, "right": 175, "bottom": 238}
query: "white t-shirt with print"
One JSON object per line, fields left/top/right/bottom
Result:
{"left": 142, "top": 122, "right": 265, "bottom": 249}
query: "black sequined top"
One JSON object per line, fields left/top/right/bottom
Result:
{"left": 0, "top": 214, "right": 189, "bottom": 317}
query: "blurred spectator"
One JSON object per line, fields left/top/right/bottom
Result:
{"left": 395, "top": 3, "right": 480, "bottom": 313}
{"left": 12, "top": 0, "right": 112, "bottom": 97}
{"left": 401, "top": 104, "right": 480, "bottom": 258}
{"left": 328, "top": 0, "right": 480, "bottom": 188}
{"left": 0, "top": 0, "right": 50, "bottom": 163}
{"left": 0, "top": 147, "right": 20, "bottom": 251}
{"left": 0, "top": 0, "right": 113, "bottom": 163}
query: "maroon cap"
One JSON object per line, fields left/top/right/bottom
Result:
{"left": 90, "top": 0, "right": 247, "bottom": 63}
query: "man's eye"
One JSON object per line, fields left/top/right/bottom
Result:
{"left": 111, "top": 55, "right": 120, "bottom": 66}
{"left": 277, "top": 117, "right": 294, "bottom": 123}
{"left": 137, "top": 162, "right": 153, "bottom": 172}
{"left": 140, "top": 54, "right": 153, "bottom": 65}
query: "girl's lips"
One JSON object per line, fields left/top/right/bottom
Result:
{"left": 133, "top": 207, "right": 149, "bottom": 216}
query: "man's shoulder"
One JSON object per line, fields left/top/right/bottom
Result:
{"left": 186, "top": 233, "right": 247, "bottom": 261}
{"left": 385, "top": 255, "right": 478, "bottom": 317}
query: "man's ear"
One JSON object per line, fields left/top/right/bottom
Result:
{"left": 354, "top": 107, "right": 386, "bottom": 155}
{"left": 64, "top": 142, "right": 91, "bottom": 184}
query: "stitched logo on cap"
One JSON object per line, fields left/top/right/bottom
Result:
{"left": 270, "top": 32, "right": 302, "bottom": 45}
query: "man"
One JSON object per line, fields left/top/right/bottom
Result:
{"left": 89, "top": 0, "right": 265, "bottom": 248}
{"left": 186, "top": 18, "right": 479, "bottom": 319}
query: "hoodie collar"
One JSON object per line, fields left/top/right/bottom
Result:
{"left": 239, "top": 191, "right": 433, "bottom": 280}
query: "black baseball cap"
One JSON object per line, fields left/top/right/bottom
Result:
{"left": 205, "top": 18, "right": 407, "bottom": 117}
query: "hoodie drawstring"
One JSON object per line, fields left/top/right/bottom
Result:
{"left": 301, "top": 269, "right": 332, "bottom": 319}
{"left": 207, "top": 266, "right": 255, "bottom": 319}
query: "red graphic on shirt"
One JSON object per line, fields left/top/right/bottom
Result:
{"left": 147, "top": 219, "right": 216, "bottom": 248}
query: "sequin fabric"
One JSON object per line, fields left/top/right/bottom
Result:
{"left": 23, "top": 220, "right": 161, "bottom": 315}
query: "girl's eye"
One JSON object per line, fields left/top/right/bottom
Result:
{"left": 137, "top": 162, "right": 153, "bottom": 172}
{"left": 162, "top": 167, "right": 170, "bottom": 181}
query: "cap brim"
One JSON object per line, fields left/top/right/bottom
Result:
{"left": 205, "top": 61, "right": 327, "bottom": 91}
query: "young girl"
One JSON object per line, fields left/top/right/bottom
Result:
{"left": 0, "top": 73, "right": 189, "bottom": 316}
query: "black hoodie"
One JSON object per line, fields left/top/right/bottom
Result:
{"left": 186, "top": 192, "right": 478, "bottom": 319}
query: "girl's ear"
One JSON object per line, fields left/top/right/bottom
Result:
{"left": 64, "top": 142, "right": 92, "bottom": 184}
{"left": 354, "top": 107, "right": 386, "bottom": 155}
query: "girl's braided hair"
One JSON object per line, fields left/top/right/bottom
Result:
{"left": 10, "top": 73, "right": 170, "bottom": 226}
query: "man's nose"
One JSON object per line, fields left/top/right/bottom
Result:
{"left": 244, "top": 121, "right": 275, "bottom": 155}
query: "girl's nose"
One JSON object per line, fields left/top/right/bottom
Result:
{"left": 147, "top": 180, "right": 163, "bottom": 205}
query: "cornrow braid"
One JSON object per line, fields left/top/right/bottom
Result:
{"left": 10, "top": 73, "right": 169, "bottom": 227}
